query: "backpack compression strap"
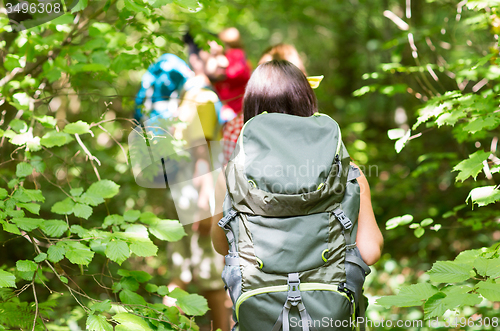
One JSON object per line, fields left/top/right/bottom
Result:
{"left": 218, "top": 208, "right": 238, "bottom": 261}
{"left": 271, "top": 273, "right": 318, "bottom": 331}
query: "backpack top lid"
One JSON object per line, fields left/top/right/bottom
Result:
{"left": 135, "top": 54, "right": 194, "bottom": 121}
{"left": 225, "top": 112, "right": 350, "bottom": 217}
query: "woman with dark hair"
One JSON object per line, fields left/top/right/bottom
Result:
{"left": 211, "top": 59, "right": 383, "bottom": 331}
{"left": 212, "top": 59, "right": 383, "bottom": 265}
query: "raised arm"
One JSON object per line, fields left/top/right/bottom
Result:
{"left": 353, "top": 163, "right": 384, "bottom": 265}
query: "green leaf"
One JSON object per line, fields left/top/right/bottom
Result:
{"left": 11, "top": 218, "right": 43, "bottom": 231}
{"left": 119, "top": 289, "right": 147, "bottom": 306}
{"left": 71, "top": 0, "right": 89, "bottom": 13}
{"left": 118, "top": 269, "right": 152, "bottom": 283}
{"left": 113, "top": 312, "right": 152, "bottom": 331}
{"left": 16, "top": 162, "right": 33, "bottom": 177}
{"left": 174, "top": 0, "right": 200, "bottom": 11}
{"left": 78, "top": 193, "right": 105, "bottom": 206}
{"left": 376, "top": 294, "right": 424, "bottom": 308}
{"left": 90, "top": 300, "right": 112, "bottom": 313}
{"left": 86, "top": 314, "right": 113, "bottom": 331}
{"left": 34, "top": 253, "right": 47, "bottom": 263}
{"left": 395, "top": 129, "right": 411, "bottom": 153}
{"left": 17, "top": 203, "right": 41, "bottom": 215}
{"left": 124, "top": 0, "right": 150, "bottom": 14}
{"left": 385, "top": 214, "right": 413, "bottom": 230}
{"left": 41, "top": 220, "right": 69, "bottom": 237}
{"left": 70, "top": 188, "right": 84, "bottom": 197}
{"left": 175, "top": 292, "right": 208, "bottom": 316}
{"left": 399, "top": 283, "right": 439, "bottom": 300}
{"left": 87, "top": 180, "right": 120, "bottom": 199}
{"left": 420, "top": 218, "right": 433, "bottom": 227}
{"left": 414, "top": 227, "right": 425, "bottom": 238}
{"left": 60, "top": 276, "right": 68, "bottom": 284}
{"left": 2, "top": 222, "right": 21, "bottom": 235}
{"left": 40, "top": 131, "right": 74, "bottom": 148}
{"left": 119, "top": 277, "right": 140, "bottom": 291}
{"left": 463, "top": 115, "right": 500, "bottom": 134}
{"left": 423, "top": 292, "right": 446, "bottom": 318}
{"left": 64, "top": 242, "right": 95, "bottom": 265}
{"left": 124, "top": 210, "right": 141, "bottom": 222}
{"left": 9, "top": 119, "right": 27, "bottom": 133}
{"left": 0, "top": 188, "right": 8, "bottom": 199}
{"left": 475, "top": 257, "right": 500, "bottom": 278}
{"left": 103, "top": 214, "right": 125, "bottom": 228}
{"left": 35, "top": 115, "right": 57, "bottom": 128}
{"left": 16, "top": 260, "right": 37, "bottom": 272}
{"left": 149, "top": 220, "right": 186, "bottom": 242}
{"left": 105, "top": 240, "right": 130, "bottom": 265}
{"left": 452, "top": 150, "right": 490, "bottom": 182}
{"left": 387, "top": 128, "right": 405, "bottom": 140}
{"left": 130, "top": 240, "right": 158, "bottom": 257}
{"left": 51, "top": 198, "right": 75, "bottom": 215}
{"left": 454, "top": 248, "right": 482, "bottom": 267}
{"left": 476, "top": 281, "right": 500, "bottom": 301}
{"left": 0, "top": 270, "right": 16, "bottom": 288}
{"left": 74, "top": 203, "right": 93, "bottom": 219}
{"left": 23, "top": 189, "right": 45, "bottom": 202}
{"left": 47, "top": 245, "right": 66, "bottom": 263}
{"left": 145, "top": 283, "right": 158, "bottom": 293}
{"left": 467, "top": 186, "right": 500, "bottom": 207}
{"left": 157, "top": 285, "right": 169, "bottom": 296}
{"left": 427, "top": 261, "right": 472, "bottom": 283}
{"left": 63, "top": 120, "right": 91, "bottom": 135}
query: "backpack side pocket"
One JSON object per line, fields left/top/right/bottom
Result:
{"left": 222, "top": 254, "right": 242, "bottom": 307}
{"left": 345, "top": 246, "right": 370, "bottom": 307}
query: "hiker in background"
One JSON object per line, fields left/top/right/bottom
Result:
{"left": 164, "top": 36, "right": 230, "bottom": 331}
{"left": 221, "top": 43, "right": 308, "bottom": 164}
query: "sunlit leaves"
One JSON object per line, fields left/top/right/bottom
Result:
{"left": 452, "top": 150, "right": 490, "bottom": 182}
{"left": 105, "top": 240, "right": 130, "bottom": 265}
{"left": 16, "top": 163, "right": 33, "bottom": 177}
{"left": 63, "top": 120, "right": 91, "bottom": 135}
{"left": 0, "top": 270, "right": 16, "bottom": 288}
{"left": 167, "top": 288, "right": 208, "bottom": 316}
{"left": 51, "top": 198, "right": 75, "bottom": 215}
{"left": 467, "top": 185, "right": 500, "bottom": 207}
{"left": 87, "top": 180, "right": 120, "bottom": 199}
{"left": 377, "top": 283, "right": 438, "bottom": 308}
{"left": 40, "top": 220, "right": 69, "bottom": 237}
{"left": 427, "top": 261, "right": 472, "bottom": 283}
{"left": 47, "top": 245, "right": 65, "bottom": 263}
{"left": 86, "top": 314, "right": 113, "bottom": 331}
{"left": 74, "top": 203, "right": 93, "bottom": 219}
{"left": 385, "top": 214, "right": 413, "bottom": 230}
{"left": 11, "top": 218, "right": 43, "bottom": 231}
{"left": 475, "top": 281, "right": 500, "bottom": 301}
{"left": 119, "top": 289, "right": 147, "bottom": 306}
{"left": 148, "top": 219, "right": 186, "bottom": 242}
{"left": 113, "top": 313, "right": 152, "bottom": 331}
{"left": 40, "top": 131, "right": 74, "bottom": 148}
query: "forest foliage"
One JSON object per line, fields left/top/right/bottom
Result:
{"left": 0, "top": 0, "right": 499, "bottom": 330}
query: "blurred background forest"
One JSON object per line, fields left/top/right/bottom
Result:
{"left": 1, "top": 0, "right": 499, "bottom": 330}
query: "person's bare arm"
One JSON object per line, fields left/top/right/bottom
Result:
{"left": 211, "top": 168, "right": 229, "bottom": 255}
{"left": 353, "top": 163, "right": 384, "bottom": 265}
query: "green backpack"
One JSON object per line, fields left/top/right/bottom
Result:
{"left": 218, "top": 112, "right": 371, "bottom": 331}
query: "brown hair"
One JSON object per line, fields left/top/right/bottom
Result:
{"left": 243, "top": 60, "right": 317, "bottom": 123}
{"left": 258, "top": 44, "right": 307, "bottom": 75}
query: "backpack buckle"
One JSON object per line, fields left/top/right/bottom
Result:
{"left": 333, "top": 209, "right": 352, "bottom": 229}
{"left": 218, "top": 209, "right": 237, "bottom": 229}
{"left": 287, "top": 273, "right": 301, "bottom": 306}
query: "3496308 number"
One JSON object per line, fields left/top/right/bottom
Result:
{"left": 6, "top": 1, "right": 61, "bottom": 14}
